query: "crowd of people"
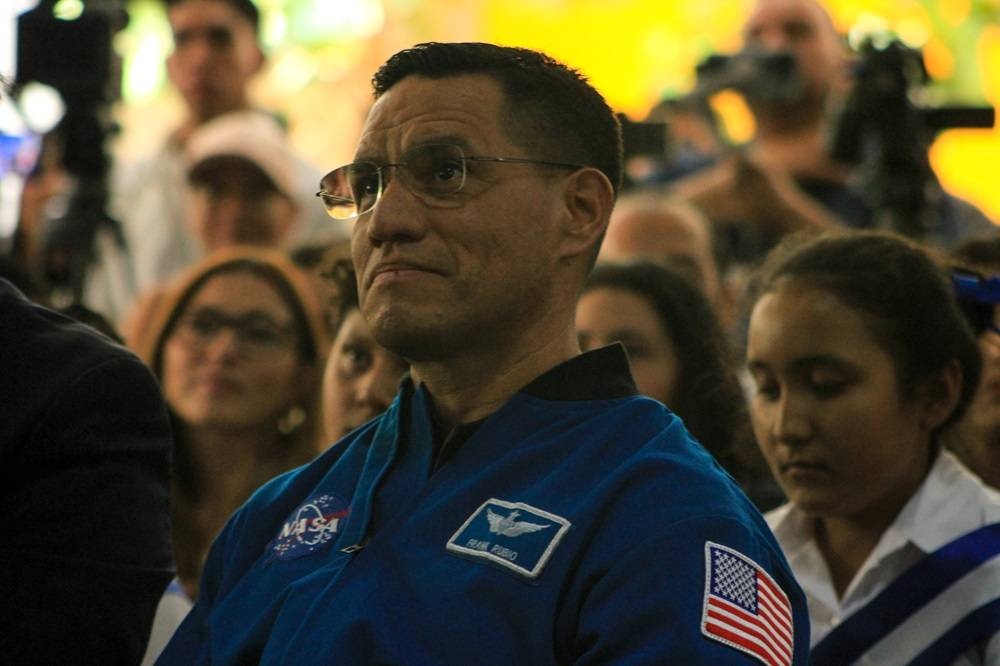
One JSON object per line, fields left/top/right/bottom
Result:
{"left": 4, "top": 0, "right": 1000, "bottom": 663}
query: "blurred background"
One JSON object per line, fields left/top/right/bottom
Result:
{"left": 2, "top": 0, "right": 999, "bottom": 244}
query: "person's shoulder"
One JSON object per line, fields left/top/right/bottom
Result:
{"left": 1, "top": 281, "right": 135, "bottom": 371}
{"left": 1, "top": 282, "right": 158, "bottom": 422}
{"left": 569, "top": 395, "right": 780, "bottom": 541}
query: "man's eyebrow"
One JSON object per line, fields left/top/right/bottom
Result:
{"left": 413, "top": 134, "right": 472, "bottom": 149}
{"left": 172, "top": 24, "right": 234, "bottom": 40}
{"left": 354, "top": 135, "right": 475, "bottom": 162}
{"left": 187, "top": 306, "right": 285, "bottom": 323}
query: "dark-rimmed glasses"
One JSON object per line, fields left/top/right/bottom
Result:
{"left": 172, "top": 308, "right": 297, "bottom": 359}
{"left": 315, "top": 143, "right": 585, "bottom": 220}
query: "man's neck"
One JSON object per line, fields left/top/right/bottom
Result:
{"left": 750, "top": 116, "right": 849, "bottom": 182}
{"left": 410, "top": 327, "right": 581, "bottom": 432}
{"left": 174, "top": 103, "right": 254, "bottom": 145}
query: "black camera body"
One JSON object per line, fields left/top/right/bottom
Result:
{"left": 694, "top": 51, "right": 802, "bottom": 103}
{"left": 830, "top": 37, "right": 994, "bottom": 238}
{"left": 16, "top": 0, "right": 123, "bottom": 106}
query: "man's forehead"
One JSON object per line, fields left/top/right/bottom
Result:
{"left": 356, "top": 74, "right": 508, "bottom": 156}
{"left": 743, "top": 0, "right": 833, "bottom": 33}
{"left": 168, "top": 0, "right": 255, "bottom": 31}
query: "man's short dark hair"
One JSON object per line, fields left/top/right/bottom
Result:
{"left": 372, "top": 42, "right": 623, "bottom": 197}
{"left": 164, "top": 0, "right": 260, "bottom": 32}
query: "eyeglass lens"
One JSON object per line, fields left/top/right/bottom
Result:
{"left": 176, "top": 308, "right": 294, "bottom": 355}
{"left": 317, "top": 144, "right": 469, "bottom": 220}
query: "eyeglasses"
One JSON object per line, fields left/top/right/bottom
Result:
{"left": 315, "top": 143, "right": 585, "bottom": 220}
{"left": 172, "top": 308, "right": 297, "bottom": 358}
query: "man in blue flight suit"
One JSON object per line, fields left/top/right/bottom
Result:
{"left": 159, "top": 42, "right": 809, "bottom": 665}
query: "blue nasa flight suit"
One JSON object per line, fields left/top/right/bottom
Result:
{"left": 159, "top": 345, "right": 809, "bottom": 664}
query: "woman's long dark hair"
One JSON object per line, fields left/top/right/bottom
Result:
{"left": 584, "top": 261, "right": 752, "bottom": 475}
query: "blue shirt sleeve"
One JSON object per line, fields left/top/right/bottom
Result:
{"left": 570, "top": 515, "right": 810, "bottom": 665}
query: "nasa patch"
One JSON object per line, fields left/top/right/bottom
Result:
{"left": 446, "top": 498, "right": 571, "bottom": 580}
{"left": 266, "top": 493, "right": 350, "bottom": 563}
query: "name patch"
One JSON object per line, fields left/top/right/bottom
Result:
{"left": 446, "top": 498, "right": 571, "bottom": 579}
{"left": 266, "top": 493, "right": 350, "bottom": 562}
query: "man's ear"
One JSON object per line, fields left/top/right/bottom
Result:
{"left": 166, "top": 50, "right": 180, "bottom": 88}
{"left": 250, "top": 45, "right": 266, "bottom": 77}
{"left": 556, "top": 167, "right": 614, "bottom": 262}
{"left": 274, "top": 197, "right": 300, "bottom": 242}
{"left": 920, "top": 358, "right": 963, "bottom": 432}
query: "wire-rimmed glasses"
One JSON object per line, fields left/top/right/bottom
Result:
{"left": 315, "top": 143, "right": 585, "bottom": 220}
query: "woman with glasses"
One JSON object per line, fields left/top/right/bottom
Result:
{"left": 132, "top": 247, "right": 329, "bottom": 602}
{"left": 746, "top": 230, "right": 1000, "bottom": 665}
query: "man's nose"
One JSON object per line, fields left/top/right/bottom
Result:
{"left": 181, "top": 36, "right": 216, "bottom": 71}
{"left": 753, "top": 28, "right": 790, "bottom": 52}
{"left": 201, "top": 327, "right": 242, "bottom": 362}
{"left": 363, "top": 173, "right": 429, "bottom": 248}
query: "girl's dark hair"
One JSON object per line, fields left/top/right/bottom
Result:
{"left": 750, "top": 230, "right": 981, "bottom": 437}
{"left": 584, "top": 261, "right": 751, "bottom": 470}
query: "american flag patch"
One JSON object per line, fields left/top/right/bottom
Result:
{"left": 701, "top": 542, "right": 794, "bottom": 666}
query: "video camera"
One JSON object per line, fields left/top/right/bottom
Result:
{"left": 693, "top": 51, "right": 802, "bottom": 104}
{"left": 830, "top": 37, "right": 994, "bottom": 239}
{"left": 14, "top": 0, "right": 128, "bottom": 303}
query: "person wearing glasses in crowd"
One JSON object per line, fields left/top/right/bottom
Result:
{"left": 130, "top": 247, "right": 328, "bottom": 661}
{"left": 746, "top": 230, "right": 1000, "bottom": 664}
{"left": 158, "top": 42, "right": 808, "bottom": 664}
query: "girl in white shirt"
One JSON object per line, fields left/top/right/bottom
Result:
{"left": 745, "top": 230, "right": 1000, "bottom": 666}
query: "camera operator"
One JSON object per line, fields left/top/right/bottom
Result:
{"left": 670, "top": 0, "right": 995, "bottom": 262}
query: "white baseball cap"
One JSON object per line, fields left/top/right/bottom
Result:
{"left": 186, "top": 110, "right": 297, "bottom": 199}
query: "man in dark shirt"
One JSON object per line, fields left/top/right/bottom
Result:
{"left": 0, "top": 279, "right": 173, "bottom": 663}
{"left": 671, "top": 0, "right": 994, "bottom": 257}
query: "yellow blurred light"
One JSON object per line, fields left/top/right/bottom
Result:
{"left": 53, "top": 0, "right": 84, "bottom": 21}
{"left": 923, "top": 37, "right": 955, "bottom": 81}
{"left": 289, "top": 0, "right": 385, "bottom": 44}
{"left": 982, "top": 26, "right": 1000, "bottom": 104}
{"left": 709, "top": 90, "right": 756, "bottom": 145}
{"left": 896, "top": 18, "right": 929, "bottom": 49}
{"left": 932, "top": 130, "right": 1000, "bottom": 225}
{"left": 118, "top": 1, "right": 173, "bottom": 103}
{"left": 262, "top": 10, "right": 288, "bottom": 48}
{"left": 848, "top": 13, "right": 892, "bottom": 51}
{"left": 269, "top": 50, "right": 316, "bottom": 94}
{"left": 938, "top": 0, "right": 971, "bottom": 28}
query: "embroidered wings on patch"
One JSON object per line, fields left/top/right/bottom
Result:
{"left": 446, "top": 498, "right": 571, "bottom": 580}
{"left": 701, "top": 541, "right": 794, "bottom": 666}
